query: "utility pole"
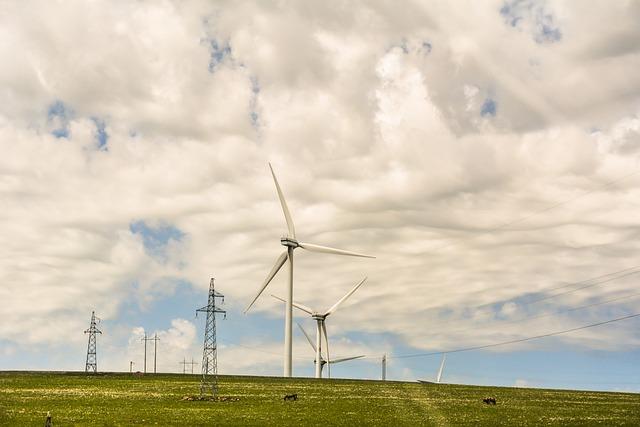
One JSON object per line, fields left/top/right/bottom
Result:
{"left": 142, "top": 333, "right": 152, "bottom": 374}
{"left": 180, "top": 357, "right": 198, "bottom": 374}
{"left": 382, "top": 354, "right": 386, "bottom": 381}
{"left": 130, "top": 361, "right": 134, "bottom": 373}
{"left": 196, "top": 278, "right": 226, "bottom": 397}
{"left": 150, "top": 333, "right": 160, "bottom": 374}
{"left": 84, "top": 311, "right": 102, "bottom": 373}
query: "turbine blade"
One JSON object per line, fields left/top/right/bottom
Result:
{"left": 271, "top": 294, "right": 286, "bottom": 303}
{"left": 297, "top": 322, "right": 316, "bottom": 353}
{"left": 270, "top": 294, "right": 315, "bottom": 315}
{"left": 322, "top": 322, "right": 330, "bottom": 379}
{"left": 244, "top": 251, "right": 288, "bottom": 313}
{"left": 325, "top": 277, "right": 367, "bottom": 316}
{"left": 292, "top": 301, "right": 315, "bottom": 315}
{"left": 328, "top": 355, "right": 365, "bottom": 364}
{"left": 298, "top": 242, "right": 375, "bottom": 258}
{"left": 269, "top": 163, "right": 295, "bottom": 238}
{"left": 436, "top": 354, "right": 446, "bottom": 384}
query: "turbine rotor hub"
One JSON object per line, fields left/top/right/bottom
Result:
{"left": 280, "top": 237, "right": 299, "bottom": 248}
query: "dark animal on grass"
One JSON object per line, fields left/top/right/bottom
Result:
{"left": 283, "top": 394, "right": 298, "bottom": 401}
{"left": 482, "top": 397, "right": 496, "bottom": 405}
{"left": 44, "top": 411, "right": 52, "bottom": 427}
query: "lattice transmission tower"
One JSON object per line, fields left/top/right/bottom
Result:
{"left": 196, "top": 278, "right": 226, "bottom": 396}
{"left": 84, "top": 311, "right": 102, "bottom": 373}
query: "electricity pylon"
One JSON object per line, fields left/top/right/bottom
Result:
{"left": 84, "top": 311, "right": 102, "bottom": 373}
{"left": 196, "top": 278, "right": 226, "bottom": 397}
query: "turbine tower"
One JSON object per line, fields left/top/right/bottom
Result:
{"left": 245, "top": 163, "right": 374, "bottom": 377}
{"left": 382, "top": 354, "right": 386, "bottom": 381}
{"left": 297, "top": 323, "right": 364, "bottom": 378}
{"left": 196, "top": 278, "right": 226, "bottom": 396}
{"left": 84, "top": 311, "right": 102, "bottom": 373}
{"left": 272, "top": 276, "right": 368, "bottom": 378}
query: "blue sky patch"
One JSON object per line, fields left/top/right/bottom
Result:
{"left": 481, "top": 98, "right": 497, "bottom": 117}
{"left": 47, "top": 100, "right": 71, "bottom": 138}
{"left": 91, "top": 117, "right": 108, "bottom": 150}
{"left": 536, "top": 18, "right": 562, "bottom": 44}
{"left": 130, "top": 220, "right": 185, "bottom": 260}
{"left": 500, "top": 0, "right": 562, "bottom": 44}
{"left": 208, "top": 39, "right": 231, "bottom": 73}
{"left": 250, "top": 76, "right": 260, "bottom": 129}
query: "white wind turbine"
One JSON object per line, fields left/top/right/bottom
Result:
{"left": 244, "top": 164, "right": 375, "bottom": 377}
{"left": 272, "top": 276, "right": 368, "bottom": 378}
{"left": 297, "top": 323, "right": 364, "bottom": 378}
{"left": 436, "top": 354, "right": 446, "bottom": 384}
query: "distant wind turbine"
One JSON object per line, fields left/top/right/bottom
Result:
{"left": 297, "top": 323, "right": 364, "bottom": 378}
{"left": 417, "top": 354, "right": 448, "bottom": 385}
{"left": 436, "top": 354, "right": 446, "bottom": 384}
{"left": 244, "top": 164, "right": 374, "bottom": 377}
{"left": 272, "top": 276, "right": 368, "bottom": 378}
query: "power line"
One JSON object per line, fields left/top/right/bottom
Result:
{"left": 418, "top": 264, "right": 640, "bottom": 332}
{"left": 523, "top": 268, "right": 640, "bottom": 305}
{"left": 479, "top": 264, "right": 640, "bottom": 309}
{"left": 434, "top": 290, "right": 640, "bottom": 338}
{"left": 386, "top": 311, "right": 640, "bottom": 360}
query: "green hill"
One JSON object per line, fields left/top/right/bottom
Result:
{"left": 0, "top": 372, "right": 638, "bottom": 426}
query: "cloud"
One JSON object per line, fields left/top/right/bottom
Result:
{"left": 1, "top": 0, "right": 640, "bottom": 380}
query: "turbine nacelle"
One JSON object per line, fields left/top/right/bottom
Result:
{"left": 314, "top": 358, "right": 328, "bottom": 367}
{"left": 280, "top": 237, "right": 299, "bottom": 248}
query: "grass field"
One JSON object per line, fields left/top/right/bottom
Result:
{"left": 0, "top": 372, "right": 639, "bottom": 426}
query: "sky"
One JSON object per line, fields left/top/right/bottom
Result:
{"left": 1, "top": 0, "right": 640, "bottom": 392}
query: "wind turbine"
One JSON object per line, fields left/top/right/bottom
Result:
{"left": 244, "top": 163, "right": 374, "bottom": 377}
{"left": 436, "top": 354, "right": 446, "bottom": 384}
{"left": 297, "top": 323, "right": 364, "bottom": 378}
{"left": 272, "top": 276, "right": 367, "bottom": 378}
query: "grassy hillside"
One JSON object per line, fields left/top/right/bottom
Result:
{"left": 0, "top": 372, "right": 638, "bottom": 426}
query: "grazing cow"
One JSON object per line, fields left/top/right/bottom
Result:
{"left": 44, "top": 411, "right": 53, "bottom": 427}
{"left": 483, "top": 397, "right": 497, "bottom": 405}
{"left": 283, "top": 394, "right": 298, "bottom": 401}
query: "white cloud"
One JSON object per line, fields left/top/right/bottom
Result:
{"left": 1, "top": 0, "right": 640, "bottom": 376}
